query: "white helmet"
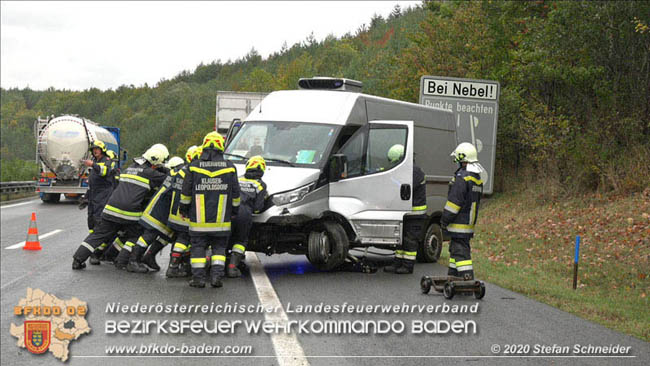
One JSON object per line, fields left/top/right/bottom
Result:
{"left": 150, "top": 143, "right": 169, "bottom": 162}
{"left": 142, "top": 146, "right": 166, "bottom": 165}
{"left": 451, "top": 142, "right": 478, "bottom": 163}
{"left": 166, "top": 156, "right": 184, "bottom": 169}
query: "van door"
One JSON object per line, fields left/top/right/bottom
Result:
{"left": 329, "top": 120, "right": 413, "bottom": 245}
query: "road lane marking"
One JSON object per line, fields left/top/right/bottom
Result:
{"left": 246, "top": 252, "right": 310, "bottom": 366}
{"left": 5, "top": 229, "right": 63, "bottom": 249}
{"left": 1, "top": 199, "right": 39, "bottom": 209}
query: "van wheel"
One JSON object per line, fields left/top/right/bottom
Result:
{"left": 307, "top": 221, "right": 349, "bottom": 271}
{"left": 418, "top": 222, "right": 442, "bottom": 263}
{"left": 42, "top": 193, "right": 60, "bottom": 203}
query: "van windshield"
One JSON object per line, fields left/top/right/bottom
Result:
{"left": 225, "top": 121, "right": 340, "bottom": 167}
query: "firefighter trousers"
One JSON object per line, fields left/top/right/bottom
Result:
{"left": 74, "top": 219, "right": 142, "bottom": 263}
{"left": 229, "top": 206, "right": 253, "bottom": 256}
{"left": 397, "top": 214, "right": 427, "bottom": 266}
{"left": 448, "top": 236, "right": 473, "bottom": 279}
{"left": 190, "top": 235, "right": 228, "bottom": 281}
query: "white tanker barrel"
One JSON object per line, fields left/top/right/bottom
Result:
{"left": 39, "top": 116, "right": 118, "bottom": 181}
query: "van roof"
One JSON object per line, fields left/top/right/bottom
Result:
{"left": 245, "top": 89, "right": 450, "bottom": 125}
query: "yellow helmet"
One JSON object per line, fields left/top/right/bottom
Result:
{"left": 89, "top": 140, "right": 107, "bottom": 153}
{"left": 106, "top": 150, "right": 117, "bottom": 160}
{"left": 202, "top": 131, "right": 225, "bottom": 151}
{"left": 387, "top": 144, "right": 404, "bottom": 163}
{"left": 185, "top": 145, "right": 201, "bottom": 163}
{"left": 246, "top": 155, "right": 266, "bottom": 172}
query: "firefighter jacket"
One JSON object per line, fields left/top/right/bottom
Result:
{"left": 167, "top": 164, "right": 190, "bottom": 232}
{"left": 179, "top": 149, "right": 241, "bottom": 236}
{"left": 140, "top": 169, "right": 177, "bottom": 238}
{"left": 238, "top": 170, "right": 268, "bottom": 214}
{"left": 441, "top": 166, "right": 483, "bottom": 238}
{"left": 88, "top": 154, "right": 115, "bottom": 219}
{"left": 411, "top": 165, "right": 427, "bottom": 214}
{"left": 101, "top": 158, "right": 167, "bottom": 224}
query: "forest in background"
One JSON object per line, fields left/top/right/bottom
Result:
{"left": 2, "top": 1, "right": 649, "bottom": 194}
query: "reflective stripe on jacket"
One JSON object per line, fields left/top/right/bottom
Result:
{"left": 441, "top": 166, "right": 482, "bottom": 238}
{"left": 101, "top": 158, "right": 167, "bottom": 224}
{"left": 180, "top": 150, "right": 241, "bottom": 236}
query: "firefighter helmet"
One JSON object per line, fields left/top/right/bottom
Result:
{"left": 202, "top": 131, "right": 225, "bottom": 151}
{"left": 246, "top": 155, "right": 266, "bottom": 172}
{"left": 150, "top": 143, "right": 169, "bottom": 162}
{"left": 185, "top": 145, "right": 201, "bottom": 163}
{"left": 451, "top": 142, "right": 478, "bottom": 163}
{"left": 143, "top": 146, "right": 166, "bottom": 165}
{"left": 166, "top": 156, "right": 184, "bottom": 169}
{"left": 387, "top": 144, "right": 404, "bottom": 163}
{"left": 106, "top": 150, "right": 117, "bottom": 160}
{"left": 89, "top": 140, "right": 107, "bottom": 153}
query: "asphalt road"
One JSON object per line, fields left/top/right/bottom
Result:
{"left": 1, "top": 198, "right": 648, "bottom": 366}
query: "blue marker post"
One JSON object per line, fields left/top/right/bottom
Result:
{"left": 573, "top": 236, "right": 581, "bottom": 290}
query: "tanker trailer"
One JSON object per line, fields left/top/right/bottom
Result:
{"left": 34, "top": 115, "right": 122, "bottom": 203}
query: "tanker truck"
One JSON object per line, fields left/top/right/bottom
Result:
{"left": 34, "top": 115, "right": 124, "bottom": 203}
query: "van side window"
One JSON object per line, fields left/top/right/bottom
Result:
{"left": 366, "top": 127, "right": 407, "bottom": 173}
{"left": 337, "top": 127, "right": 366, "bottom": 178}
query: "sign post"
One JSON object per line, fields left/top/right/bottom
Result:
{"left": 419, "top": 76, "right": 500, "bottom": 194}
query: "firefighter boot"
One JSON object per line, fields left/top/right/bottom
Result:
{"left": 142, "top": 241, "right": 164, "bottom": 271}
{"left": 210, "top": 266, "right": 224, "bottom": 288}
{"left": 114, "top": 246, "right": 131, "bottom": 270}
{"left": 383, "top": 257, "right": 403, "bottom": 273}
{"left": 226, "top": 253, "right": 243, "bottom": 278}
{"left": 72, "top": 257, "right": 86, "bottom": 270}
{"left": 126, "top": 246, "right": 149, "bottom": 273}
{"left": 166, "top": 253, "right": 183, "bottom": 278}
{"left": 89, "top": 251, "right": 101, "bottom": 265}
{"left": 179, "top": 253, "right": 192, "bottom": 277}
{"left": 189, "top": 268, "right": 206, "bottom": 288}
{"left": 395, "top": 260, "right": 414, "bottom": 274}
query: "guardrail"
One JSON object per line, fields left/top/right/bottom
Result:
{"left": 0, "top": 181, "right": 37, "bottom": 194}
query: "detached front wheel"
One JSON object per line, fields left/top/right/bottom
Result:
{"left": 418, "top": 222, "right": 443, "bottom": 263}
{"left": 307, "top": 221, "right": 349, "bottom": 271}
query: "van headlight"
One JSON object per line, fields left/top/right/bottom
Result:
{"left": 272, "top": 182, "right": 316, "bottom": 206}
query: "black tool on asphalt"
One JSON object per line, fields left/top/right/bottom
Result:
{"left": 420, "top": 276, "right": 486, "bottom": 300}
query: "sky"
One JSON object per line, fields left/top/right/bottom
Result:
{"left": 1, "top": 1, "right": 419, "bottom": 91}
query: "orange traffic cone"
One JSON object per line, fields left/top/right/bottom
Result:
{"left": 23, "top": 212, "right": 42, "bottom": 251}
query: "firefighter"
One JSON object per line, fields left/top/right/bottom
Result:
{"left": 166, "top": 145, "right": 201, "bottom": 278}
{"left": 106, "top": 150, "right": 120, "bottom": 188}
{"left": 127, "top": 156, "right": 185, "bottom": 273}
{"left": 72, "top": 145, "right": 168, "bottom": 270}
{"left": 227, "top": 155, "right": 268, "bottom": 278}
{"left": 80, "top": 141, "right": 116, "bottom": 265}
{"left": 441, "top": 142, "right": 483, "bottom": 280}
{"left": 180, "top": 132, "right": 240, "bottom": 288}
{"left": 383, "top": 144, "right": 428, "bottom": 274}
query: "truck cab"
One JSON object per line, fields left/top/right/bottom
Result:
{"left": 224, "top": 78, "right": 457, "bottom": 270}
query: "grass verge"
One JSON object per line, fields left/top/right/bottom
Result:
{"left": 439, "top": 188, "right": 650, "bottom": 341}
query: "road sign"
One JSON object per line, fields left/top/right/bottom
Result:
{"left": 419, "top": 76, "right": 500, "bottom": 194}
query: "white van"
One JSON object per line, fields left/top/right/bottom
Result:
{"left": 224, "top": 78, "right": 458, "bottom": 270}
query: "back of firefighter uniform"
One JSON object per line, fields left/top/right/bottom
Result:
{"left": 72, "top": 145, "right": 169, "bottom": 270}
{"left": 166, "top": 145, "right": 201, "bottom": 278}
{"left": 180, "top": 132, "right": 240, "bottom": 288}
{"left": 383, "top": 144, "right": 427, "bottom": 274}
{"left": 126, "top": 156, "right": 185, "bottom": 273}
{"left": 441, "top": 142, "right": 483, "bottom": 280}
{"left": 227, "top": 155, "right": 268, "bottom": 278}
